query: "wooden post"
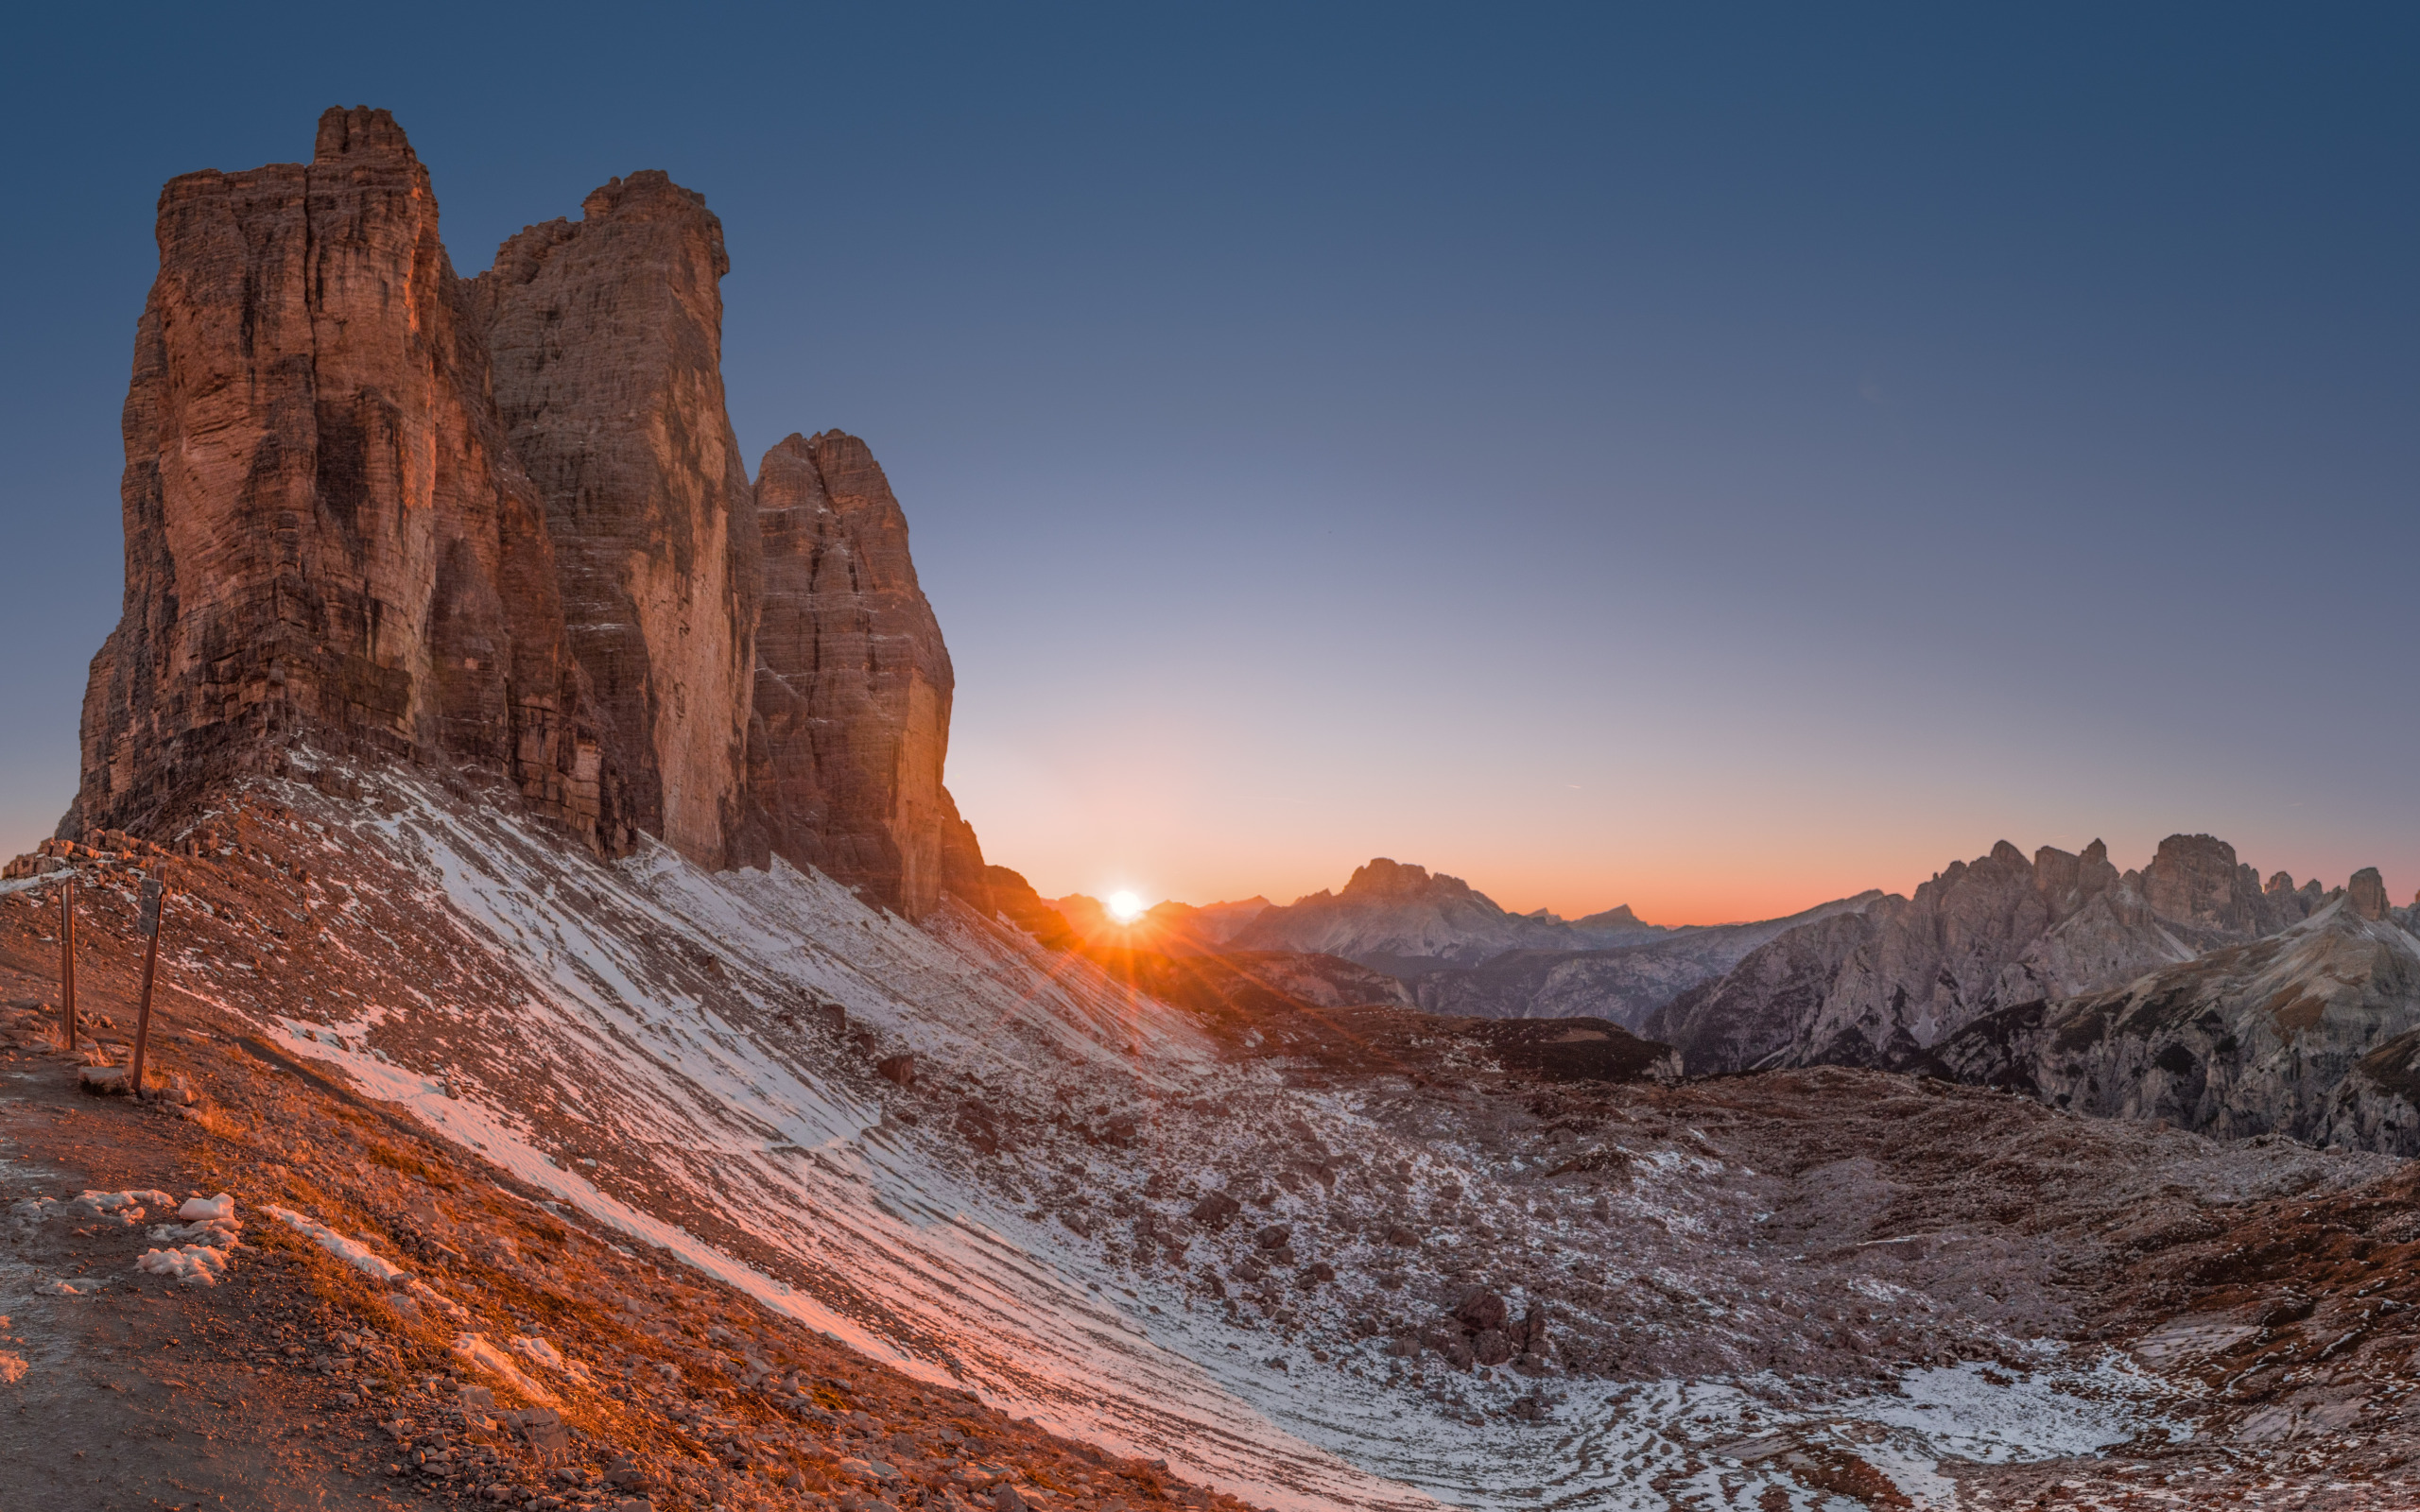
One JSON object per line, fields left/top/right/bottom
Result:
{"left": 58, "top": 878, "right": 78, "bottom": 1052}
{"left": 128, "top": 874, "right": 164, "bottom": 1099}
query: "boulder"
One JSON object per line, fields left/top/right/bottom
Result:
{"left": 1451, "top": 1287, "right": 1508, "bottom": 1333}
{"left": 1187, "top": 1192, "right": 1240, "bottom": 1228}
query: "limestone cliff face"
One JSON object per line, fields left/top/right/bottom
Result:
{"left": 66, "top": 107, "right": 614, "bottom": 845}
{"left": 742, "top": 431, "right": 971, "bottom": 918}
{"left": 69, "top": 108, "right": 998, "bottom": 919}
{"left": 472, "top": 173, "right": 761, "bottom": 870}
{"left": 1923, "top": 901, "right": 2420, "bottom": 1154}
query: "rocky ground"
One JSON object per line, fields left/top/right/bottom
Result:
{"left": 6, "top": 773, "right": 2420, "bottom": 1509}
{"left": 0, "top": 993, "right": 1244, "bottom": 1512}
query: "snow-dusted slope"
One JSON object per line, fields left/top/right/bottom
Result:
{"left": 146, "top": 759, "right": 2386, "bottom": 1511}
{"left": 221, "top": 763, "right": 1418, "bottom": 1508}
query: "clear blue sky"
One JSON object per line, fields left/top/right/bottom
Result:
{"left": 2, "top": 4, "right": 2413, "bottom": 920}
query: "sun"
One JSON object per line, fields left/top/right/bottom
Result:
{"left": 1106, "top": 890, "right": 1147, "bottom": 923}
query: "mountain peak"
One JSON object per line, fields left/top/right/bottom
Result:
{"left": 312, "top": 105, "right": 415, "bottom": 163}
{"left": 2351, "top": 866, "right": 2390, "bottom": 920}
{"left": 1573, "top": 902, "right": 1653, "bottom": 932}
{"left": 1340, "top": 857, "right": 1477, "bottom": 902}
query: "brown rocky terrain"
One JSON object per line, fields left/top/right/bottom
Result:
{"left": 8, "top": 795, "right": 2420, "bottom": 1509}
{"left": 0, "top": 968, "right": 1248, "bottom": 1512}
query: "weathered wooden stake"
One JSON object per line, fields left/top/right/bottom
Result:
{"left": 58, "top": 877, "right": 78, "bottom": 1051}
{"left": 128, "top": 873, "right": 164, "bottom": 1098}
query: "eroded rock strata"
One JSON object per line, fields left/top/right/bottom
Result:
{"left": 1647, "top": 833, "right": 2344, "bottom": 1074}
{"left": 68, "top": 106, "right": 618, "bottom": 849}
{"left": 744, "top": 432, "right": 963, "bottom": 916}
{"left": 68, "top": 107, "right": 990, "bottom": 916}
{"left": 472, "top": 170, "right": 761, "bottom": 870}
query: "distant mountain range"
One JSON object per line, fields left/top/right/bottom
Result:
{"left": 1194, "top": 857, "right": 1876, "bottom": 1028}
{"left": 1051, "top": 893, "right": 1273, "bottom": 946}
{"left": 1645, "top": 833, "right": 2356, "bottom": 1071}
{"left": 1915, "top": 892, "right": 2420, "bottom": 1155}
{"left": 1034, "top": 838, "right": 2420, "bottom": 1160}
{"left": 1626, "top": 832, "right": 2420, "bottom": 1152}
{"left": 1408, "top": 891, "right": 1886, "bottom": 1029}
{"left": 1225, "top": 857, "right": 1675, "bottom": 976}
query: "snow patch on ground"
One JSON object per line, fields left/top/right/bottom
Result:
{"left": 453, "top": 1332, "right": 558, "bottom": 1403}
{"left": 264, "top": 1205, "right": 405, "bottom": 1282}
{"left": 135, "top": 1244, "right": 232, "bottom": 1287}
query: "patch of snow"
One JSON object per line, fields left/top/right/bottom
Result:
{"left": 263, "top": 1205, "right": 405, "bottom": 1283}
{"left": 178, "top": 1193, "right": 236, "bottom": 1222}
{"left": 508, "top": 1332, "right": 592, "bottom": 1383}
{"left": 135, "top": 1244, "right": 232, "bottom": 1287}
{"left": 452, "top": 1332, "right": 557, "bottom": 1403}
{"left": 75, "top": 1190, "right": 173, "bottom": 1224}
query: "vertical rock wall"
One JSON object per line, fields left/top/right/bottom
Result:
{"left": 66, "top": 107, "right": 613, "bottom": 845}
{"left": 472, "top": 173, "right": 762, "bottom": 870}
{"left": 744, "top": 432, "right": 981, "bottom": 919}
{"left": 70, "top": 107, "right": 996, "bottom": 920}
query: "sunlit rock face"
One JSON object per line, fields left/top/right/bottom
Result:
{"left": 67, "top": 106, "right": 994, "bottom": 907}
{"left": 66, "top": 107, "right": 616, "bottom": 848}
{"left": 742, "top": 430, "right": 983, "bottom": 919}
{"left": 472, "top": 169, "right": 762, "bottom": 870}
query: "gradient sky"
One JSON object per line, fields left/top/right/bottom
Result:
{"left": 3, "top": 5, "right": 2414, "bottom": 923}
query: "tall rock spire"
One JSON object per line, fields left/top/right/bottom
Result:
{"left": 72, "top": 109, "right": 994, "bottom": 919}
{"left": 471, "top": 171, "right": 763, "bottom": 870}
{"left": 743, "top": 431, "right": 981, "bottom": 918}
{"left": 66, "top": 107, "right": 614, "bottom": 845}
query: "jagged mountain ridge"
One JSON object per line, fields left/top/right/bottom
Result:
{"left": 1913, "top": 893, "right": 2420, "bottom": 1155}
{"left": 66, "top": 107, "right": 982, "bottom": 918}
{"left": 1406, "top": 890, "right": 1885, "bottom": 1030}
{"left": 1646, "top": 833, "right": 2364, "bottom": 1074}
